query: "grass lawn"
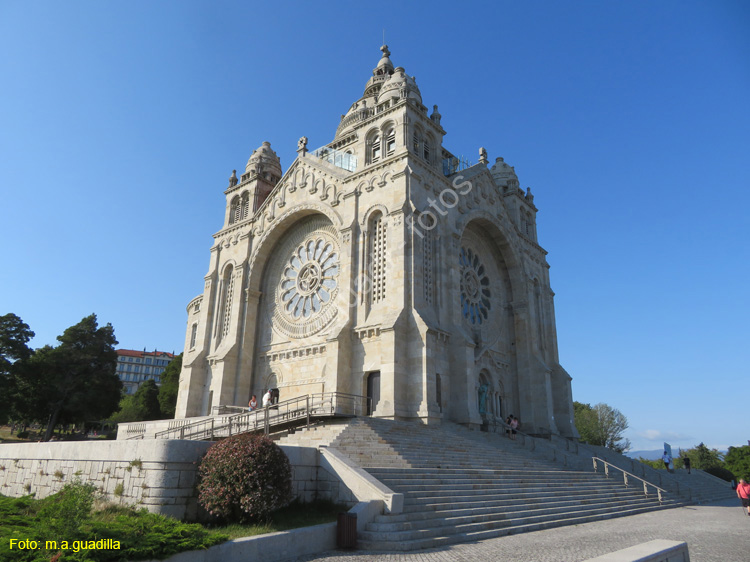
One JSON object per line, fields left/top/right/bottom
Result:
{"left": 206, "top": 499, "right": 345, "bottom": 540}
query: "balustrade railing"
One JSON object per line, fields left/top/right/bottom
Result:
{"left": 592, "top": 457, "right": 667, "bottom": 503}
{"left": 152, "top": 392, "right": 370, "bottom": 441}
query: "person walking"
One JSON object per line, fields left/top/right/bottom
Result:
{"left": 736, "top": 478, "right": 750, "bottom": 516}
{"left": 662, "top": 451, "right": 673, "bottom": 474}
{"left": 510, "top": 415, "right": 519, "bottom": 441}
{"left": 262, "top": 389, "right": 272, "bottom": 408}
{"left": 682, "top": 455, "right": 691, "bottom": 474}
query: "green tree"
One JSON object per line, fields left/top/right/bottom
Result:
{"left": 574, "top": 401, "right": 631, "bottom": 453}
{"left": 134, "top": 379, "right": 162, "bottom": 420}
{"left": 109, "top": 393, "right": 143, "bottom": 423}
{"left": 637, "top": 457, "right": 663, "bottom": 470}
{"left": 675, "top": 442, "right": 724, "bottom": 471}
{"left": 724, "top": 445, "right": 750, "bottom": 480}
{"left": 158, "top": 353, "right": 182, "bottom": 419}
{"left": 111, "top": 379, "right": 164, "bottom": 423}
{"left": 0, "top": 313, "right": 35, "bottom": 423}
{"left": 16, "top": 314, "right": 121, "bottom": 440}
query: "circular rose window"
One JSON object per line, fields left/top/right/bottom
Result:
{"left": 264, "top": 219, "right": 341, "bottom": 340}
{"left": 280, "top": 237, "right": 338, "bottom": 320}
{"left": 459, "top": 247, "right": 491, "bottom": 325}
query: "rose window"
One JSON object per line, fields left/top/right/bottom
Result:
{"left": 459, "top": 247, "right": 491, "bottom": 325}
{"left": 279, "top": 237, "right": 339, "bottom": 320}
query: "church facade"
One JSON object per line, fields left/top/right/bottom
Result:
{"left": 174, "top": 46, "right": 578, "bottom": 438}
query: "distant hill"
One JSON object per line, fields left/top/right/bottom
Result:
{"left": 626, "top": 448, "right": 729, "bottom": 460}
{"left": 626, "top": 449, "right": 664, "bottom": 460}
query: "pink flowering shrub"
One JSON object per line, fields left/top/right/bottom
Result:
{"left": 197, "top": 433, "right": 293, "bottom": 522}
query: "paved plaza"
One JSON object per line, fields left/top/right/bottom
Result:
{"left": 291, "top": 499, "right": 750, "bottom": 562}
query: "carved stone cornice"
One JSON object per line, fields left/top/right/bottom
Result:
{"left": 354, "top": 325, "right": 381, "bottom": 341}
{"left": 259, "top": 344, "right": 327, "bottom": 364}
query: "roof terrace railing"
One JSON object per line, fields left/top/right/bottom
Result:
{"left": 442, "top": 155, "right": 472, "bottom": 176}
{"left": 311, "top": 146, "right": 358, "bottom": 172}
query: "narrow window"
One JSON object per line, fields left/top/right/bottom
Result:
{"left": 189, "top": 323, "right": 198, "bottom": 349}
{"left": 423, "top": 228, "right": 434, "bottom": 305}
{"left": 372, "top": 135, "right": 381, "bottom": 162}
{"left": 368, "top": 213, "right": 387, "bottom": 304}
{"left": 240, "top": 192, "right": 250, "bottom": 220}
{"left": 385, "top": 129, "right": 396, "bottom": 156}
{"left": 230, "top": 196, "right": 241, "bottom": 224}
{"left": 218, "top": 265, "right": 235, "bottom": 343}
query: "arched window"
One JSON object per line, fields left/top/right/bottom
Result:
{"left": 424, "top": 134, "right": 434, "bottom": 163}
{"left": 229, "top": 196, "right": 240, "bottom": 224}
{"left": 367, "top": 212, "right": 387, "bottom": 304}
{"left": 217, "top": 265, "right": 235, "bottom": 344}
{"left": 411, "top": 127, "right": 424, "bottom": 156}
{"left": 385, "top": 128, "right": 396, "bottom": 157}
{"left": 371, "top": 134, "right": 381, "bottom": 163}
{"left": 189, "top": 323, "right": 198, "bottom": 349}
{"left": 240, "top": 191, "right": 250, "bottom": 221}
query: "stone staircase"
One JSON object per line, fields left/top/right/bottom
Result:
{"left": 276, "top": 420, "right": 350, "bottom": 448}
{"left": 573, "top": 441, "right": 737, "bottom": 506}
{"left": 664, "top": 469, "right": 736, "bottom": 504}
{"left": 326, "top": 418, "right": 682, "bottom": 551}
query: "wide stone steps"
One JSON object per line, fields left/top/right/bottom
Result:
{"left": 376, "top": 473, "right": 622, "bottom": 489}
{"left": 375, "top": 492, "right": 668, "bottom": 525}
{"left": 400, "top": 492, "right": 658, "bottom": 516}
{"left": 358, "top": 500, "right": 674, "bottom": 544}
{"left": 399, "top": 486, "right": 654, "bottom": 510}
{"left": 336, "top": 445, "right": 551, "bottom": 468}
{"left": 365, "top": 468, "right": 609, "bottom": 482}
{"left": 364, "top": 495, "right": 673, "bottom": 534}
{"left": 322, "top": 418, "right": 683, "bottom": 551}
{"left": 357, "top": 502, "right": 677, "bottom": 551}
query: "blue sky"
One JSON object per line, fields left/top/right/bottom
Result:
{"left": 1, "top": 1, "right": 748, "bottom": 452}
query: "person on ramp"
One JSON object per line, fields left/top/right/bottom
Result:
{"left": 736, "top": 478, "right": 750, "bottom": 516}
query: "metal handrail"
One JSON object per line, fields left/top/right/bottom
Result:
{"left": 592, "top": 456, "right": 668, "bottom": 503}
{"left": 153, "top": 392, "right": 371, "bottom": 441}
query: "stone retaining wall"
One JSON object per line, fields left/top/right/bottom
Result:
{"left": 0, "top": 440, "right": 211, "bottom": 520}
{"left": 0, "top": 440, "right": 360, "bottom": 520}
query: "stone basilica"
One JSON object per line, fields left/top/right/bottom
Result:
{"left": 175, "top": 46, "right": 578, "bottom": 438}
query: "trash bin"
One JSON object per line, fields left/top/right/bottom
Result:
{"left": 336, "top": 512, "right": 357, "bottom": 549}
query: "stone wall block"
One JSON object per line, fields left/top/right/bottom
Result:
{"left": 145, "top": 470, "right": 180, "bottom": 488}
{"left": 178, "top": 470, "right": 196, "bottom": 488}
{"left": 151, "top": 487, "right": 194, "bottom": 498}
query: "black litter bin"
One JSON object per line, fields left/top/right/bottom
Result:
{"left": 336, "top": 512, "right": 357, "bottom": 549}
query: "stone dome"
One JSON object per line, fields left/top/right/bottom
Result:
{"left": 245, "top": 141, "right": 282, "bottom": 177}
{"left": 490, "top": 157, "right": 519, "bottom": 189}
{"left": 378, "top": 66, "right": 422, "bottom": 104}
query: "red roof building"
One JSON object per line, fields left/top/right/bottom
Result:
{"left": 116, "top": 348, "right": 175, "bottom": 394}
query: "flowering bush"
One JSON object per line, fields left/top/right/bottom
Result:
{"left": 197, "top": 433, "right": 293, "bottom": 522}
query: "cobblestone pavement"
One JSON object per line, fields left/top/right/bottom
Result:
{"left": 291, "top": 499, "right": 750, "bottom": 562}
